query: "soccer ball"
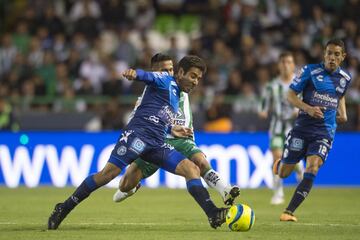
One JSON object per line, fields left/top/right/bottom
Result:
{"left": 226, "top": 204, "right": 255, "bottom": 232}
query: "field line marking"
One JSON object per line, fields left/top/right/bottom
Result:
{"left": 1, "top": 222, "right": 360, "bottom": 227}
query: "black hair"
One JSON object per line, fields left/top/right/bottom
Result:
{"left": 279, "top": 51, "right": 294, "bottom": 60}
{"left": 150, "top": 53, "right": 172, "bottom": 67}
{"left": 177, "top": 55, "right": 207, "bottom": 74}
{"left": 325, "top": 39, "right": 346, "bottom": 53}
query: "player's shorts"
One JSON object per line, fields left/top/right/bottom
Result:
{"left": 108, "top": 129, "right": 186, "bottom": 174}
{"left": 281, "top": 129, "right": 332, "bottom": 164}
{"left": 134, "top": 138, "right": 203, "bottom": 178}
{"left": 270, "top": 134, "right": 285, "bottom": 150}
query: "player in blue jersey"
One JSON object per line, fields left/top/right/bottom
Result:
{"left": 48, "top": 55, "right": 229, "bottom": 230}
{"left": 113, "top": 53, "right": 239, "bottom": 206}
{"left": 273, "top": 39, "right": 351, "bottom": 222}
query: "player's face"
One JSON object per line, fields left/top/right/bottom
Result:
{"left": 278, "top": 56, "right": 295, "bottom": 77}
{"left": 177, "top": 67, "right": 203, "bottom": 93}
{"left": 324, "top": 44, "right": 346, "bottom": 72}
{"left": 152, "top": 60, "right": 174, "bottom": 76}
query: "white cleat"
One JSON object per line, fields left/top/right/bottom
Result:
{"left": 270, "top": 195, "right": 285, "bottom": 205}
{"left": 113, "top": 183, "right": 141, "bottom": 203}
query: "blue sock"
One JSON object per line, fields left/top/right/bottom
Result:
{"left": 286, "top": 172, "right": 316, "bottom": 213}
{"left": 63, "top": 175, "right": 100, "bottom": 210}
{"left": 186, "top": 179, "right": 217, "bottom": 217}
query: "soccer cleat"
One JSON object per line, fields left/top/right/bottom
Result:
{"left": 48, "top": 203, "right": 70, "bottom": 230}
{"left": 270, "top": 195, "right": 285, "bottom": 205}
{"left": 208, "top": 207, "right": 229, "bottom": 229}
{"left": 223, "top": 185, "right": 240, "bottom": 206}
{"left": 280, "top": 211, "right": 298, "bottom": 222}
{"left": 113, "top": 183, "right": 141, "bottom": 203}
{"left": 273, "top": 158, "right": 281, "bottom": 175}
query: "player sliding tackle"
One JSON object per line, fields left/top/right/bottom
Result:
{"left": 273, "top": 39, "right": 351, "bottom": 221}
{"left": 48, "top": 55, "right": 229, "bottom": 230}
{"left": 113, "top": 53, "right": 240, "bottom": 206}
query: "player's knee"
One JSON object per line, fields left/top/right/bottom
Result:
{"left": 182, "top": 160, "right": 201, "bottom": 178}
{"left": 278, "top": 170, "right": 290, "bottom": 179}
{"left": 305, "top": 164, "right": 320, "bottom": 175}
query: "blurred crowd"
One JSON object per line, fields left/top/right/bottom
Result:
{"left": 1, "top": 0, "right": 360, "bottom": 130}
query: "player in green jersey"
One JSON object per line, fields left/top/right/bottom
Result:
{"left": 259, "top": 52, "right": 304, "bottom": 205}
{"left": 113, "top": 53, "right": 240, "bottom": 205}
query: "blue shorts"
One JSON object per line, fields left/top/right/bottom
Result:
{"left": 281, "top": 130, "right": 332, "bottom": 164}
{"left": 108, "top": 129, "right": 186, "bottom": 174}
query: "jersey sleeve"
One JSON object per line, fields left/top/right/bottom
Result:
{"left": 290, "top": 65, "right": 311, "bottom": 93}
{"left": 135, "top": 69, "right": 171, "bottom": 89}
{"left": 339, "top": 69, "right": 352, "bottom": 97}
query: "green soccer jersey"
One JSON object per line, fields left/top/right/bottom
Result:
{"left": 259, "top": 77, "right": 296, "bottom": 137}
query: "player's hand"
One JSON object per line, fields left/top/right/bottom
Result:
{"left": 171, "top": 126, "right": 193, "bottom": 138}
{"left": 306, "top": 106, "right": 325, "bottom": 119}
{"left": 122, "top": 69, "right": 137, "bottom": 81}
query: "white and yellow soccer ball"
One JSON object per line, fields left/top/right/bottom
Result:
{"left": 226, "top": 203, "right": 255, "bottom": 232}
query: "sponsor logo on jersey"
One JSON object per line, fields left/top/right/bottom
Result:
{"left": 311, "top": 68, "right": 324, "bottom": 75}
{"left": 336, "top": 87, "right": 345, "bottom": 94}
{"left": 340, "top": 78, "right": 346, "bottom": 88}
{"left": 120, "top": 130, "right": 134, "bottom": 143}
{"left": 158, "top": 105, "right": 176, "bottom": 126}
{"left": 289, "top": 137, "right": 304, "bottom": 151}
{"left": 117, "top": 146, "right": 127, "bottom": 156}
{"left": 161, "top": 143, "right": 174, "bottom": 150}
{"left": 312, "top": 92, "right": 338, "bottom": 108}
{"left": 130, "top": 138, "right": 146, "bottom": 154}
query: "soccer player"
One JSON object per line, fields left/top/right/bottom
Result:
{"left": 48, "top": 55, "right": 229, "bottom": 230}
{"left": 273, "top": 39, "right": 351, "bottom": 221}
{"left": 259, "top": 52, "right": 304, "bottom": 205}
{"left": 113, "top": 54, "right": 240, "bottom": 205}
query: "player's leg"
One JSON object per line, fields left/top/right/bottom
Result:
{"left": 174, "top": 158, "right": 228, "bottom": 229}
{"left": 169, "top": 138, "right": 240, "bottom": 205}
{"left": 113, "top": 159, "right": 158, "bottom": 202}
{"left": 280, "top": 137, "right": 330, "bottom": 222}
{"left": 113, "top": 161, "right": 143, "bottom": 202}
{"left": 48, "top": 161, "right": 122, "bottom": 229}
{"left": 145, "top": 147, "right": 227, "bottom": 229}
{"left": 191, "top": 152, "right": 240, "bottom": 205}
{"left": 282, "top": 155, "right": 323, "bottom": 221}
{"left": 270, "top": 146, "right": 285, "bottom": 205}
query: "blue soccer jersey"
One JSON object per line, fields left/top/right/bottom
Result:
{"left": 126, "top": 70, "right": 180, "bottom": 145}
{"left": 290, "top": 63, "right": 351, "bottom": 139}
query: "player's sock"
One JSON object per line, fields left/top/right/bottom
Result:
{"left": 285, "top": 172, "right": 315, "bottom": 213}
{"left": 203, "top": 169, "right": 227, "bottom": 198}
{"left": 186, "top": 178, "right": 217, "bottom": 217}
{"left": 63, "top": 174, "right": 100, "bottom": 210}
{"left": 271, "top": 174, "right": 284, "bottom": 204}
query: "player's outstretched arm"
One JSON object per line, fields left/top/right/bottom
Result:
{"left": 336, "top": 96, "right": 347, "bottom": 124}
{"left": 287, "top": 89, "right": 324, "bottom": 119}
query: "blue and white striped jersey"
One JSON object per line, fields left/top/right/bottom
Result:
{"left": 290, "top": 63, "right": 351, "bottom": 139}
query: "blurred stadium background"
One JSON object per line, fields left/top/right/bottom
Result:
{"left": 1, "top": 0, "right": 360, "bottom": 239}
{"left": 0, "top": 0, "right": 360, "bottom": 131}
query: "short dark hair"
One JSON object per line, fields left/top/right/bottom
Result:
{"left": 325, "top": 39, "right": 346, "bottom": 53}
{"left": 177, "top": 55, "right": 207, "bottom": 74}
{"left": 150, "top": 53, "right": 172, "bottom": 67}
{"left": 279, "top": 51, "right": 294, "bottom": 60}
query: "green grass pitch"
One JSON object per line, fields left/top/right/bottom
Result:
{"left": 0, "top": 187, "right": 359, "bottom": 240}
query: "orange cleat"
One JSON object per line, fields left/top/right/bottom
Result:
{"left": 273, "top": 158, "right": 281, "bottom": 175}
{"left": 280, "top": 212, "right": 298, "bottom": 222}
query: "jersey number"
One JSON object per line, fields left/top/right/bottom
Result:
{"left": 318, "top": 145, "right": 327, "bottom": 155}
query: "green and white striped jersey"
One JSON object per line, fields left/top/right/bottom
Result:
{"left": 259, "top": 77, "right": 296, "bottom": 136}
{"left": 128, "top": 89, "right": 194, "bottom": 140}
{"left": 167, "top": 92, "right": 194, "bottom": 140}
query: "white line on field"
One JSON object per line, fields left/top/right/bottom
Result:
{"left": 0, "top": 222, "right": 360, "bottom": 227}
